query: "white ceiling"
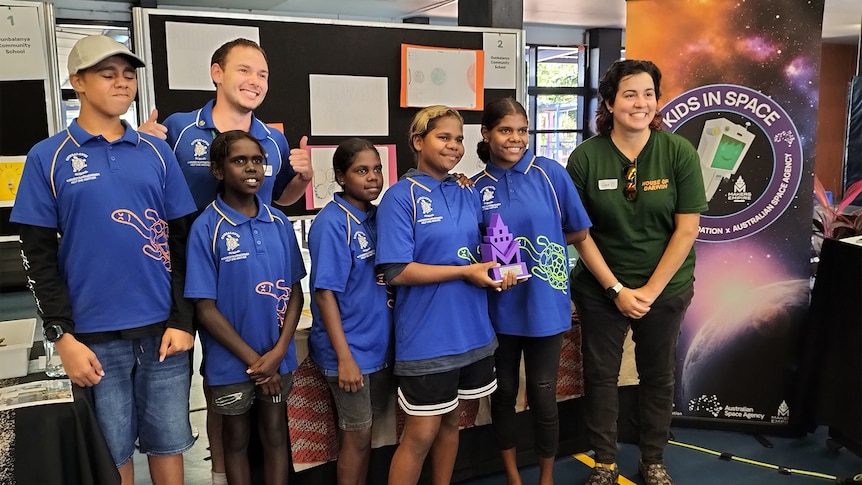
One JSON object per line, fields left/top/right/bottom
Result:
{"left": 51, "top": 0, "right": 862, "bottom": 44}
{"left": 137, "top": 0, "right": 860, "bottom": 44}
{"left": 51, "top": 0, "right": 861, "bottom": 77}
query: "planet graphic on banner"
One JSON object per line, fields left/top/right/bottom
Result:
{"left": 680, "top": 279, "right": 809, "bottom": 418}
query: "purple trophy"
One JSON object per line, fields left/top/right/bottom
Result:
{"left": 480, "top": 213, "right": 530, "bottom": 282}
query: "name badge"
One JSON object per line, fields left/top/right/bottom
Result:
{"left": 598, "top": 179, "right": 618, "bottom": 190}
{"left": 265, "top": 165, "right": 273, "bottom": 177}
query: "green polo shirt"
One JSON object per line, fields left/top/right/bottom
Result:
{"left": 567, "top": 130, "right": 708, "bottom": 302}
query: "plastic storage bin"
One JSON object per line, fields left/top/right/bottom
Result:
{"left": 0, "top": 318, "right": 37, "bottom": 379}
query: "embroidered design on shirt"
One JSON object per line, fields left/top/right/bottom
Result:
{"left": 416, "top": 196, "right": 443, "bottom": 225}
{"left": 111, "top": 208, "right": 171, "bottom": 271}
{"left": 65, "top": 152, "right": 100, "bottom": 185}
{"left": 256, "top": 279, "right": 292, "bottom": 328}
{"left": 192, "top": 138, "right": 210, "bottom": 159}
{"left": 220, "top": 231, "right": 249, "bottom": 263}
{"left": 225, "top": 233, "right": 239, "bottom": 251}
{"left": 517, "top": 235, "right": 568, "bottom": 293}
{"left": 480, "top": 186, "right": 501, "bottom": 211}
{"left": 418, "top": 196, "right": 433, "bottom": 216}
{"left": 70, "top": 154, "right": 87, "bottom": 172}
{"left": 354, "top": 231, "right": 375, "bottom": 260}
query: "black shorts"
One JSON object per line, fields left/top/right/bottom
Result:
{"left": 396, "top": 355, "right": 496, "bottom": 416}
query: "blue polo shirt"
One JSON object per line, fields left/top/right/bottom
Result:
{"left": 163, "top": 99, "right": 295, "bottom": 211}
{"left": 10, "top": 120, "right": 196, "bottom": 333}
{"left": 375, "top": 169, "right": 496, "bottom": 366}
{"left": 308, "top": 193, "right": 392, "bottom": 375}
{"left": 184, "top": 195, "right": 306, "bottom": 386}
{"left": 472, "top": 151, "right": 592, "bottom": 336}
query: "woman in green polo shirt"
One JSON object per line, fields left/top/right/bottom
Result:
{"left": 566, "top": 59, "right": 707, "bottom": 485}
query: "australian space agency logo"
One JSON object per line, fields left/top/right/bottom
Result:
{"left": 192, "top": 139, "right": 210, "bottom": 159}
{"left": 416, "top": 196, "right": 443, "bottom": 225}
{"left": 67, "top": 153, "right": 88, "bottom": 173}
{"left": 661, "top": 84, "right": 803, "bottom": 242}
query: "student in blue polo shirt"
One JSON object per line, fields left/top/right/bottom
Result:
{"left": 11, "top": 35, "right": 197, "bottom": 485}
{"left": 185, "top": 130, "right": 305, "bottom": 485}
{"left": 472, "top": 98, "right": 592, "bottom": 485}
{"left": 138, "top": 38, "right": 312, "bottom": 484}
{"left": 308, "top": 138, "right": 393, "bottom": 485}
{"left": 376, "top": 105, "right": 517, "bottom": 485}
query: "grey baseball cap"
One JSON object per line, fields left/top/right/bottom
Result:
{"left": 67, "top": 34, "right": 145, "bottom": 75}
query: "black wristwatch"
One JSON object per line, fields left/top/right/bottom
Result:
{"left": 44, "top": 323, "right": 68, "bottom": 343}
{"left": 605, "top": 282, "right": 623, "bottom": 299}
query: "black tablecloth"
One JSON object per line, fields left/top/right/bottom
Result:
{"left": 0, "top": 354, "right": 119, "bottom": 484}
{"left": 799, "top": 237, "right": 862, "bottom": 456}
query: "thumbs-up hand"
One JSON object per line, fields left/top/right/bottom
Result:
{"left": 289, "top": 135, "right": 312, "bottom": 181}
{"left": 139, "top": 108, "right": 168, "bottom": 140}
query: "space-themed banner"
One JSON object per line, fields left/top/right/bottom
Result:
{"left": 626, "top": 0, "right": 824, "bottom": 430}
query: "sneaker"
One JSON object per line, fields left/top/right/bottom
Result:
{"left": 585, "top": 465, "right": 619, "bottom": 485}
{"left": 639, "top": 461, "right": 674, "bottom": 485}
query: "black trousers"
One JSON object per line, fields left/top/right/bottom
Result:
{"left": 573, "top": 286, "right": 693, "bottom": 464}
{"left": 490, "top": 332, "right": 564, "bottom": 458}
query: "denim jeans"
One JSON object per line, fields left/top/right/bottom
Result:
{"left": 88, "top": 335, "right": 194, "bottom": 467}
{"left": 573, "top": 286, "right": 693, "bottom": 464}
{"left": 491, "top": 332, "right": 564, "bottom": 458}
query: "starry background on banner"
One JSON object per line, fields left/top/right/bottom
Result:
{"left": 625, "top": 0, "right": 824, "bottom": 423}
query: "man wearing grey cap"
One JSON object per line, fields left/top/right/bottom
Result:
{"left": 11, "top": 34, "right": 198, "bottom": 485}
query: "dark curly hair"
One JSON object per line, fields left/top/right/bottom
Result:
{"left": 595, "top": 60, "right": 663, "bottom": 136}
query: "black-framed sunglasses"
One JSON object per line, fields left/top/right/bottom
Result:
{"left": 623, "top": 161, "right": 637, "bottom": 201}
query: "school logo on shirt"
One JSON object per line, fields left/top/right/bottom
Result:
{"left": 65, "top": 152, "right": 100, "bottom": 185}
{"left": 416, "top": 196, "right": 443, "bottom": 225}
{"left": 220, "top": 231, "right": 250, "bottom": 263}
{"left": 70, "top": 153, "right": 87, "bottom": 172}
{"left": 480, "top": 186, "right": 501, "bottom": 211}
{"left": 192, "top": 138, "right": 210, "bottom": 159}
{"left": 353, "top": 231, "right": 375, "bottom": 260}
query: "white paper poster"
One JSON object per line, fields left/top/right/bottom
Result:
{"left": 451, "top": 124, "right": 486, "bottom": 177}
{"left": 165, "top": 22, "right": 260, "bottom": 91}
{"left": 483, "top": 33, "right": 517, "bottom": 89}
{"left": 309, "top": 74, "right": 389, "bottom": 137}
{"left": 0, "top": 6, "right": 48, "bottom": 81}
{"left": 403, "top": 46, "right": 482, "bottom": 110}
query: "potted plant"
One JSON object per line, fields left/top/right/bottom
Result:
{"left": 812, "top": 177, "right": 862, "bottom": 256}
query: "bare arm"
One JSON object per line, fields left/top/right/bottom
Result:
{"left": 274, "top": 136, "right": 312, "bottom": 205}
{"left": 565, "top": 228, "right": 588, "bottom": 245}
{"left": 194, "top": 298, "right": 261, "bottom": 367}
{"left": 634, "top": 212, "right": 700, "bottom": 302}
{"left": 315, "top": 289, "right": 363, "bottom": 392}
{"left": 572, "top": 230, "right": 651, "bottom": 319}
{"left": 390, "top": 261, "right": 501, "bottom": 289}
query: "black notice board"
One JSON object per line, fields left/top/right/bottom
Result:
{"left": 0, "top": 79, "right": 50, "bottom": 237}
{"left": 139, "top": 11, "right": 519, "bottom": 217}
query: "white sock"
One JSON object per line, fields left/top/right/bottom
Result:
{"left": 212, "top": 471, "right": 228, "bottom": 485}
